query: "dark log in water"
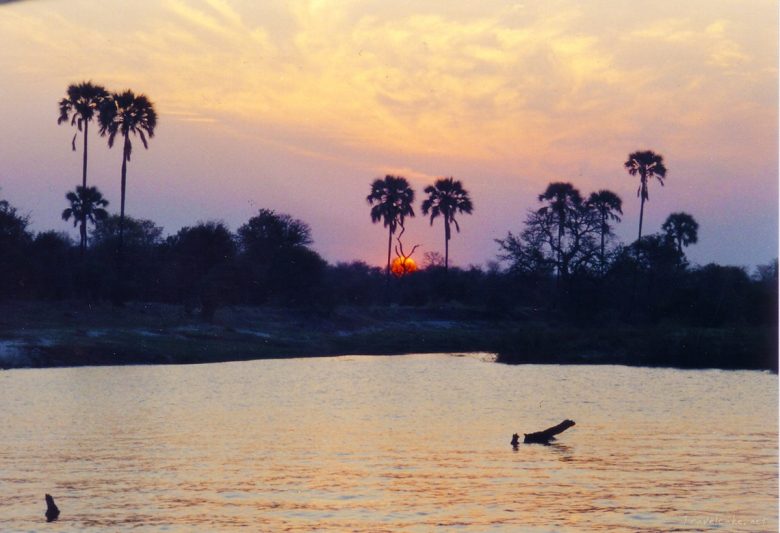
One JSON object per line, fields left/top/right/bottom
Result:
{"left": 45, "top": 494, "right": 60, "bottom": 522}
{"left": 523, "top": 419, "right": 576, "bottom": 444}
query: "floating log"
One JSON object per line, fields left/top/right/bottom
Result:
{"left": 45, "top": 494, "right": 60, "bottom": 522}
{"left": 522, "top": 419, "right": 576, "bottom": 444}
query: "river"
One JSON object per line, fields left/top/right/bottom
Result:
{"left": 0, "top": 354, "right": 776, "bottom": 531}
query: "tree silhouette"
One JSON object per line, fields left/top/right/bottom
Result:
{"left": 98, "top": 90, "right": 157, "bottom": 259}
{"left": 238, "top": 209, "right": 313, "bottom": 255}
{"left": 537, "top": 182, "right": 583, "bottom": 278}
{"left": 0, "top": 195, "right": 33, "bottom": 299}
{"left": 497, "top": 185, "right": 599, "bottom": 283}
{"left": 366, "top": 175, "right": 415, "bottom": 282}
{"left": 495, "top": 216, "right": 556, "bottom": 278}
{"left": 91, "top": 214, "right": 163, "bottom": 252}
{"left": 29, "top": 231, "right": 74, "bottom": 299}
{"left": 586, "top": 190, "right": 623, "bottom": 270}
{"left": 237, "top": 209, "right": 323, "bottom": 304}
{"left": 57, "top": 81, "right": 108, "bottom": 252}
{"left": 662, "top": 212, "right": 698, "bottom": 256}
{"left": 90, "top": 213, "right": 163, "bottom": 303}
{"left": 421, "top": 177, "right": 473, "bottom": 271}
{"left": 62, "top": 185, "right": 109, "bottom": 254}
{"left": 624, "top": 150, "right": 667, "bottom": 241}
{"left": 169, "top": 221, "right": 236, "bottom": 319}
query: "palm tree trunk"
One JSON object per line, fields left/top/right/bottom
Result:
{"left": 386, "top": 226, "right": 393, "bottom": 280}
{"left": 638, "top": 195, "right": 645, "bottom": 241}
{"left": 80, "top": 222, "right": 87, "bottom": 255}
{"left": 79, "top": 122, "right": 89, "bottom": 257}
{"left": 119, "top": 135, "right": 129, "bottom": 256}
{"left": 444, "top": 219, "right": 450, "bottom": 272}
{"left": 557, "top": 224, "right": 564, "bottom": 279}
{"left": 82, "top": 121, "right": 89, "bottom": 189}
{"left": 638, "top": 173, "right": 647, "bottom": 241}
{"left": 113, "top": 136, "right": 130, "bottom": 306}
{"left": 600, "top": 215, "right": 606, "bottom": 272}
{"left": 383, "top": 225, "right": 393, "bottom": 303}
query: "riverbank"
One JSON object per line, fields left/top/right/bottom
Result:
{"left": 0, "top": 301, "right": 775, "bottom": 371}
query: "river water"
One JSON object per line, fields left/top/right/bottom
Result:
{"left": 0, "top": 354, "right": 776, "bottom": 532}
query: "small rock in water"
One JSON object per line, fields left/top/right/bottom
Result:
{"left": 45, "top": 494, "right": 60, "bottom": 522}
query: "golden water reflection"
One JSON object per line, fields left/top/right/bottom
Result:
{"left": 0, "top": 355, "right": 776, "bottom": 531}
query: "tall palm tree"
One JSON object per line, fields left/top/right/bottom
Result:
{"left": 421, "top": 177, "right": 473, "bottom": 271}
{"left": 537, "top": 182, "right": 582, "bottom": 277}
{"left": 62, "top": 185, "right": 109, "bottom": 254}
{"left": 624, "top": 150, "right": 667, "bottom": 241}
{"left": 366, "top": 175, "right": 415, "bottom": 281}
{"left": 57, "top": 81, "right": 109, "bottom": 250}
{"left": 98, "top": 90, "right": 157, "bottom": 257}
{"left": 586, "top": 189, "right": 623, "bottom": 269}
{"left": 662, "top": 212, "right": 698, "bottom": 256}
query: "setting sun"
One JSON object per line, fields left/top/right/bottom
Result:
{"left": 391, "top": 256, "right": 417, "bottom": 277}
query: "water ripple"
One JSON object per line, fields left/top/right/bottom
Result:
{"left": 0, "top": 355, "right": 775, "bottom": 532}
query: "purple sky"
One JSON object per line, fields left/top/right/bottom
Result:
{"left": 0, "top": 0, "right": 777, "bottom": 270}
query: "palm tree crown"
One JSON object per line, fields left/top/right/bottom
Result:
{"left": 98, "top": 90, "right": 157, "bottom": 158}
{"left": 538, "top": 182, "right": 583, "bottom": 222}
{"left": 421, "top": 177, "right": 473, "bottom": 270}
{"left": 587, "top": 190, "right": 623, "bottom": 223}
{"left": 367, "top": 175, "right": 415, "bottom": 280}
{"left": 662, "top": 212, "right": 698, "bottom": 255}
{"left": 624, "top": 150, "right": 667, "bottom": 240}
{"left": 58, "top": 81, "right": 108, "bottom": 165}
{"left": 538, "top": 182, "right": 582, "bottom": 238}
{"left": 58, "top": 82, "right": 108, "bottom": 125}
{"left": 62, "top": 185, "right": 109, "bottom": 253}
{"left": 367, "top": 175, "right": 415, "bottom": 232}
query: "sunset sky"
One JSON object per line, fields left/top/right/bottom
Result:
{"left": 0, "top": 0, "right": 777, "bottom": 269}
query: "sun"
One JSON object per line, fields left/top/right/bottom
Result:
{"left": 391, "top": 256, "right": 417, "bottom": 277}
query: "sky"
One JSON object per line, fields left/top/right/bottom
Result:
{"left": 0, "top": 0, "right": 777, "bottom": 270}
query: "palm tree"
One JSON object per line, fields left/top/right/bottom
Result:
{"left": 366, "top": 175, "right": 415, "bottom": 281}
{"left": 98, "top": 90, "right": 157, "bottom": 257}
{"left": 587, "top": 189, "right": 623, "bottom": 269}
{"left": 662, "top": 212, "right": 698, "bottom": 256}
{"left": 421, "top": 177, "right": 473, "bottom": 271}
{"left": 537, "top": 182, "right": 582, "bottom": 277}
{"left": 57, "top": 81, "right": 109, "bottom": 250}
{"left": 624, "top": 150, "right": 667, "bottom": 241}
{"left": 62, "top": 185, "right": 109, "bottom": 254}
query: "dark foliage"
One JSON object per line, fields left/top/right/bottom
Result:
{"left": 236, "top": 210, "right": 325, "bottom": 306}
{"left": 167, "top": 221, "right": 237, "bottom": 319}
{"left": 28, "top": 232, "right": 76, "bottom": 299}
{"left": 0, "top": 198, "right": 33, "bottom": 299}
{"left": 90, "top": 214, "right": 165, "bottom": 301}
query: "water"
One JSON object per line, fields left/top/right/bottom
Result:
{"left": 0, "top": 354, "right": 776, "bottom": 532}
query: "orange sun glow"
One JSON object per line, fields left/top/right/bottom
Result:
{"left": 391, "top": 256, "right": 417, "bottom": 278}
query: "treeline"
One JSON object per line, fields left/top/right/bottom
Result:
{"left": 0, "top": 80, "right": 775, "bottom": 341}
{"left": 0, "top": 191, "right": 776, "bottom": 332}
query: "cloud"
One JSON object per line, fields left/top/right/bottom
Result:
{"left": 3, "top": 0, "right": 772, "bottom": 171}
{"left": 374, "top": 166, "right": 438, "bottom": 184}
